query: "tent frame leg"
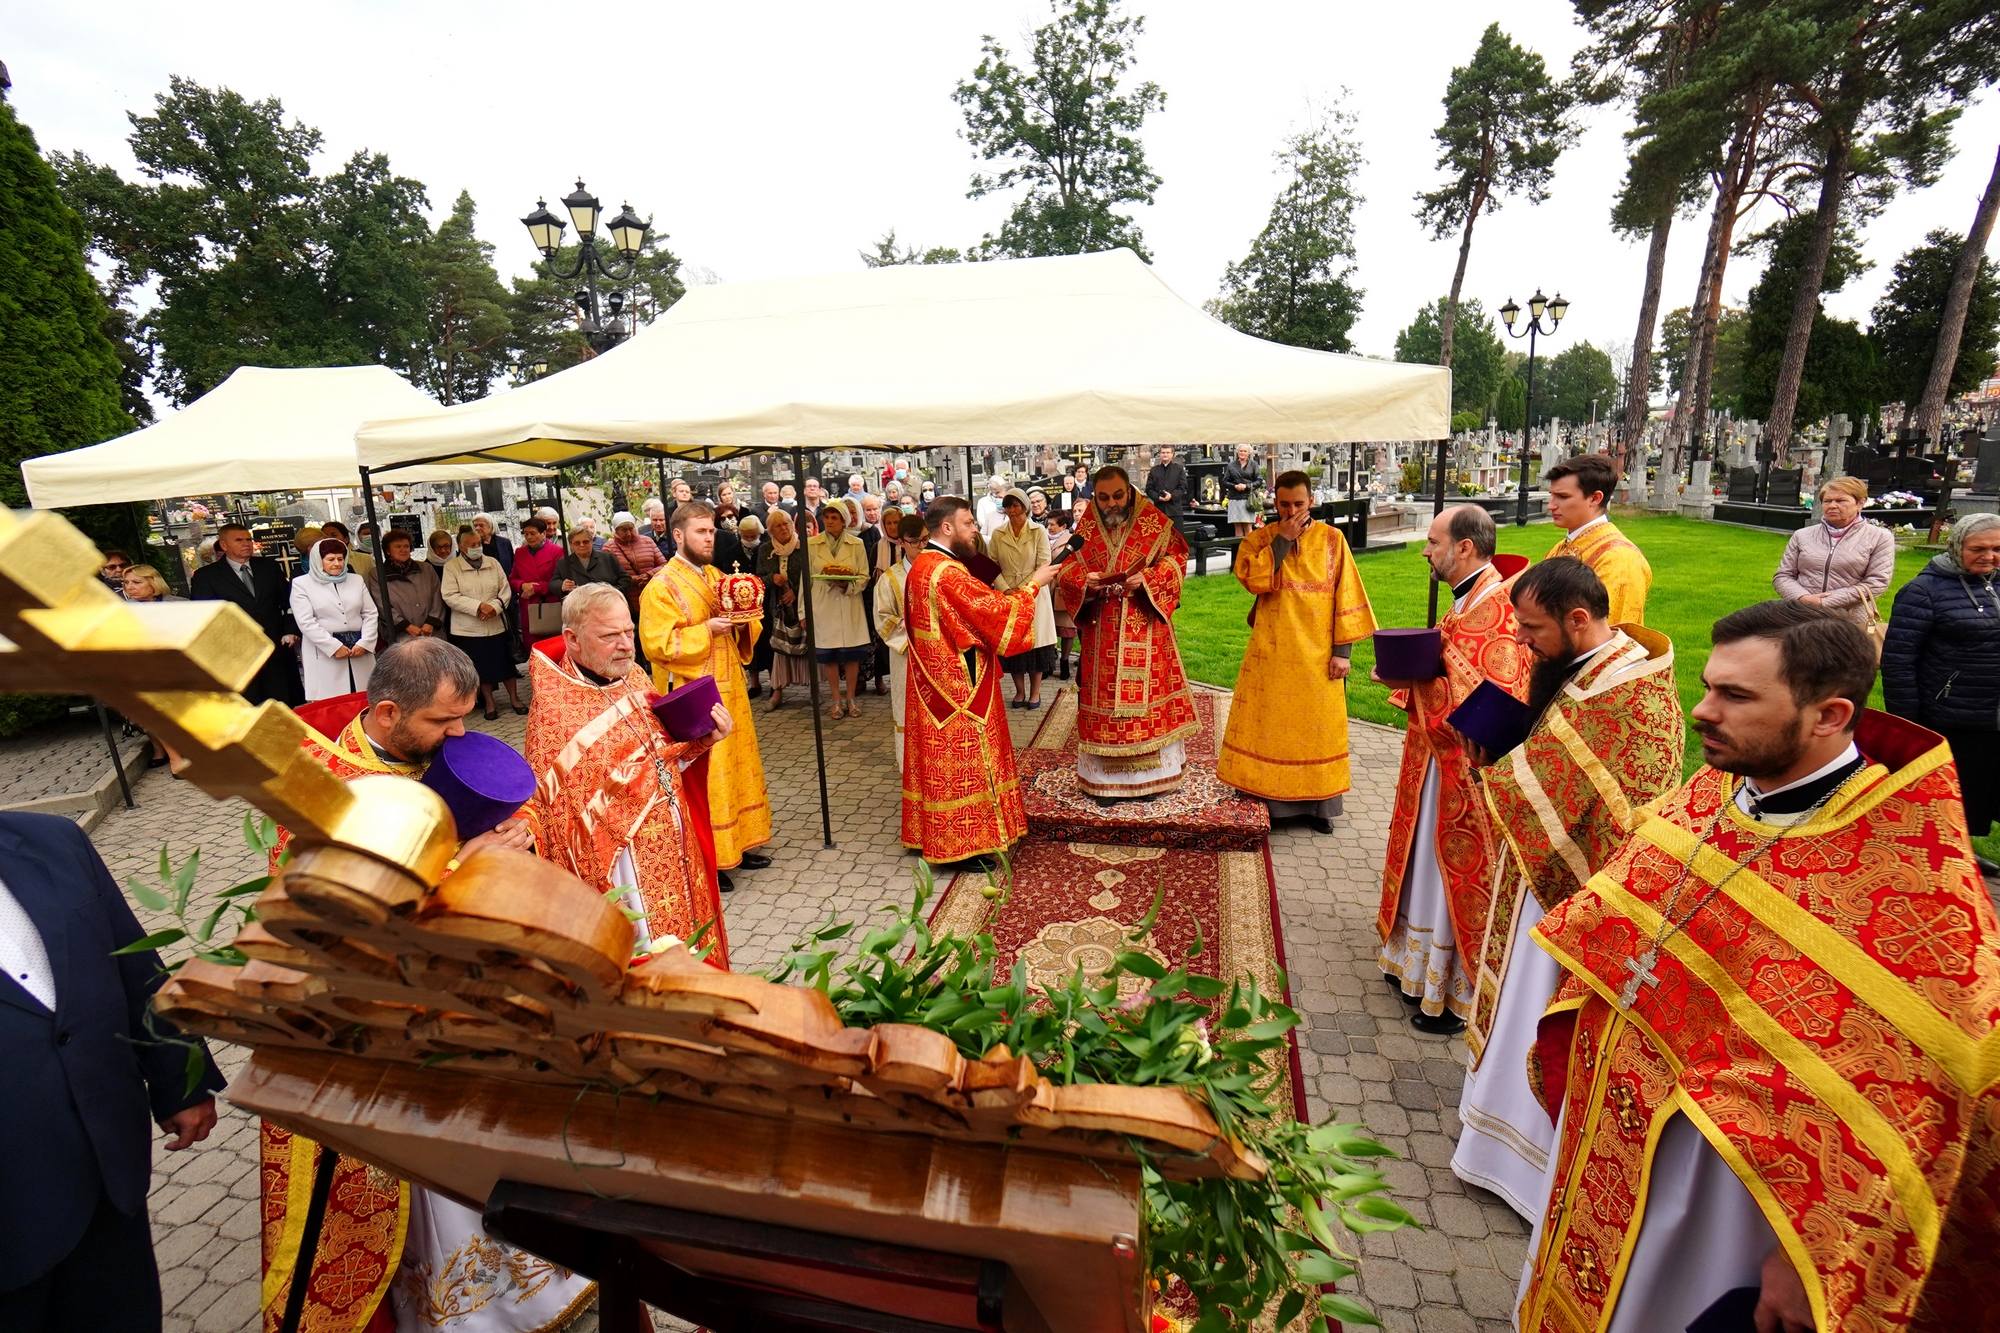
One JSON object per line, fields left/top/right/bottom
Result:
{"left": 1426, "top": 438, "right": 1448, "bottom": 628}
{"left": 359, "top": 466, "right": 394, "bottom": 630}
{"left": 793, "top": 447, "right": 835, "bottom": 850}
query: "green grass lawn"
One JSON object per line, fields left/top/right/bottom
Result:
{"left": 1173, "top": 511, "right": 1934, "bottom": 778}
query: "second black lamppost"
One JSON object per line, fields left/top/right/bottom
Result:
{"left": 1499, "top": 288, "right": 1569, "bottom": 526}
{"left": 520, "top": 181, "right": 651, "bottom": 355}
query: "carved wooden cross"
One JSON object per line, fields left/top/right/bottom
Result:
{"left": 0, "top": 506, "right": 410, "bottom": 854}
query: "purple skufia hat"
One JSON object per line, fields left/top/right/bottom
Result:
{"left": 651, "top": 675, "right": 723, "bottom": 741}
{"left": 420, "top": 730, "right": 536, "bottom": 840}
{"left": 1373, "top": 627, "right": 1444, "bottom": 681}
{"left": 1449, "top": 679, "right": 1534, "bottom": 758}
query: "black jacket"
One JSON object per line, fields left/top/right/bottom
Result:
{"left": 480, "top": 534, "right": 515, "bottom": 576}
{"left": 714, "top": 525, "right": 750, "bottom": 575}
{"left": 0, "top": 813, "right": 225, "bottom": 1288}
{"left": 189, "top": 554, "right": 300, "bottom": 705}
{"left": 1882, "top": 557, "right": 2000, "bottom": 731}
{"left": 1223, "top": 458, "right": 1261, "bottom": 499}
{"left": 551, "top": 550, "right": 631, "bottom": 593}
{"left": 1146, "top": 461, "right": 1190, "bottom": 520}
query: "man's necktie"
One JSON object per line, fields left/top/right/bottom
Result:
{"left": 239, "top": 563, "right": 257, "bottom": 596}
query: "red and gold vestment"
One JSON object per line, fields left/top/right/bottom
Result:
{"left": 1375, "top": 561, "right": 1528, "bottom": 978}
{"left": 1465, "top": 626, "right": 1683, "bottom": 1062}
{"left": 1053, "top": 496, "right": 1197, "bottom": 793}
{"left": 1523, "top": 711, "right": 2000, "bottom": 1333}
{"left": 519, "top": 649, "right": 726, "bottom": 967}
{"left": 641, "top": 557, "right": 770, "bottom": 869}
{"left": 262, "top": 711, "right": 414, "bottom": 1333}
{"left": 900, "top": 547, "right": 1041, "bottom": 861}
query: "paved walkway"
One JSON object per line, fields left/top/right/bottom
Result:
{"left": 107, "top": 681, "right": 1513, "bottom": 1333}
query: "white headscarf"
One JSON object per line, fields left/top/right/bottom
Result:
{"left": 306, "top": 539, "right": 350, "bottom": 586}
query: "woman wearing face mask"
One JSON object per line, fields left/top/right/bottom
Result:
{"left": 289, "top": 538, "right": 379, "bottom": 701}
{"left": 441, "top": 526, "right": 522, "bottom": 719}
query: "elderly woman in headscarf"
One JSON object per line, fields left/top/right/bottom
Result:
{"left": 807, "top": 498, "right": 871, "bottom": 718}
{"left": 1884, "top": 511, "right": 2000, "bottom": 866}
{"left": 606, "top": 510, "right": 667, "bottom": 615}
{"left": 758, "top": 507, "right": 811, "bottom": 710}
{"left": 989, "top": 487, "right": 1058, "bottom": 708}
{"left": 288, "top": 538, "right": 379, "bottom": 700}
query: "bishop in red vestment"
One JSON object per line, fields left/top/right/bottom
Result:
{"left": 1053, "top": 467, "right": 1198, "bottom": 800}
{"left": 900, "top": 498, "right": 1058, "bottom": 865}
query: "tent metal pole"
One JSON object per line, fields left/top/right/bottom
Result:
{"left": 358, "top": 466, "right": 394, "bottom": 628}
{"left": 793, "top": 446, "right": 835, "bottom": 849}
{"left": 1427, "top": 438, "right": 1449, "bottom": 627}
{"left": 553, "top": 472, "right": 568, "bottom": 540}
{"left": 963, "top": 445, "right": 973, "bottom": 498}
{"left": 656, "top": 455, "right": 667, "bottom": 503}
{"left": 96, "top": 702, "right": 134, "bottom": 809}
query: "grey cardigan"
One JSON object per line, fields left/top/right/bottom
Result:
{"left": 1772, "top": 518, "right": 1896, "bottom": 627}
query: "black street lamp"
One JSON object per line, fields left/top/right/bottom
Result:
{"left": 1499, "top": 289, "right": 1569, "bottom": 526}
{"left": 520, "top": 181, "right": 651, "bottom": 355}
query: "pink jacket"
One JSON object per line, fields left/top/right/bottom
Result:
{"left": 509, "top": 538, "right": 564, "bottom": 605}
{"left": 607, "top": 532, "right": 667, "bottom": 607}
{"left": 1773, "top": 518, "right": 1896, "bottom": 626}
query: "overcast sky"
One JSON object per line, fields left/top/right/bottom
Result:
{"left": 10, "top": 0, "right": 1998, "bottom": 386}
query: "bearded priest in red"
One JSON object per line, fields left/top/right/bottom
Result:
{"left": 1521, "top": 601, "right": 2000, "bottom": 1333}
{"left": 1375, "top": 505, "right": 1528, "bottom": 1032}
{"left": 901, "top": 497, "right": 1059, "bottom": 867}
{"left": 1053, "top": 466, "right": 1198, "bottom": 801}
{"left": 523, "top": 582, "right": 732, "bottom": 966}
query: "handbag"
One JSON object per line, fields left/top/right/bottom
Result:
{"left": 1859, "top": 589, "right": 1888, "bottom": 661}
{"left": 526, "top": 600, "right": 564, "bottom": 640}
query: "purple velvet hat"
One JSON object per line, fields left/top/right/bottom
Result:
{"left": 1373, "top": 627, "right": 1444, "bottom": 681}
{"left": 650, "top": 675, "right": 723, "bottom": 742}
{"left": 1448, "top": 679, "right": 1534, "bottom": 758}
{"left": 420, "top": 730, "right": 536, "bottom": 840}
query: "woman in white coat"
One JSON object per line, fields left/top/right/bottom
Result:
{"left": 871, "top": 515, "right": 925, "bottom": 767}
{"left": 289, "top": 538, "right": 379, "bottom": 701}
{"left": 990, "top": 488, "right": 1058, "bottom": 708}
{"left": 808, "top": 499, "right": 873, "bottom": 719}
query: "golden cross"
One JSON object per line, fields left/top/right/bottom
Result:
{"left": 0, "top": 508, "right": 451, "bottom": 881}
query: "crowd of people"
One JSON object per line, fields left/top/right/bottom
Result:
{"left": 43, "top": 451, "right": 2000, "bottom": 1333}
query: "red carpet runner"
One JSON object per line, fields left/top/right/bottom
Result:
{"left": 932, "top": 685, "right": 1307, "bottom": 1119}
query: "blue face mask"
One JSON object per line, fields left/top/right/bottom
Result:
{"left": 895, "top": 466, "right": 907, "bottom": 479}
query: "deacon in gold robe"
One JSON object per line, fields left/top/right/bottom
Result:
{"left": 264, "top": 638, "right": 591, "bottom": 1333}
{"left": 1543, "top": 453, "right": 1650, "bottom": 626}
{"left": 1372, "top": 506, "right": 1525, "bottom": 1030}
{"left": 1053, "top": 466, "right": 1198, "bottom": 801}
{"left": 640, "top": 499, "right": 773, "bottom": 880}
{"left": 1217, "top": 468, "right": 1377, "bottom": 829}
{"left": 522, "top": 582, "right": 732, "bottom": 966}
{"left": 901, "top": 497, "right": 1056, "bottom": 866}
{"left": 1520, "top": 601, "right": 2000, "bottom": 1333}
{"left": 1450, "top": 557, "right": 1684, "bottom": 1221}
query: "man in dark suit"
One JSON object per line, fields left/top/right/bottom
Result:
{"left": 0, "top": 812, "right": 225, "bottom": 1330}
{"left": 1145, "top": 445, "right": 1190, "bottom": 528}
{"left": 189, "top": 522, "right": 301, "bottom": 704}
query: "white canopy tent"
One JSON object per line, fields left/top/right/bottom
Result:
{"left": 23, "top": 365, "right": 539, "bottom": 509}
{"left": 355, "top": 249, "right": 1449, "bottom": 471}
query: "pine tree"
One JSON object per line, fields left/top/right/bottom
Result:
{"left": 1394, "top": 298, "right": 1507, "bottom": 416}
{"left": 414, "top": 191, "right": 511, "bottom": 404}
{"left": 1870, "top": 228, "right": 2000, "bottom": 428}
{"left": 0, "top": 84, "right": 133, "bottom": 508}
{"left": 1208, "top": 106, "right": 1365, "bottom": 353}
{"left": 1414, "top": 24, "right": 1576, "bottom": 366}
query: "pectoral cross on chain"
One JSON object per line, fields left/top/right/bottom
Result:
{"left": 1619, "top": 949, "right": 1661, "bottom": 1009}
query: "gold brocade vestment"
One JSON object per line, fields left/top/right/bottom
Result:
{"left": 1522, "top": 711, "right": 2000, "bottom": 1333}
{"left": 640, "top": 558, "right": 770, "bottom": 869}
{"left": 1544, "top": 520, "right": 1651, "bottom": 626}
{"left": 1217, "top": 519, "right": 1378, "bottom": 802}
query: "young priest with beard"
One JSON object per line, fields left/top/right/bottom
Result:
{"left": 1449, "top": 557, "right": 1683, "bottom": 1221}
{"left": 1518, "top": 601, "right": 2000, "bottom": 1333}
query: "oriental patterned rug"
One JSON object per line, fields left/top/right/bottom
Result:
{"left": 1017, "top": 686, "right": 1271, "bottom": 850}
{"left": 930, "top": 836, "right": 1308, "bottom": 1122}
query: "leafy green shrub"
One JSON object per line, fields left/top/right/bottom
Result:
{"left": 0, "top": 693, "right": 77, "bottom": 738}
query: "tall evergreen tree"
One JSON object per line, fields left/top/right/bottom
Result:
{"left": 0, "top": 82, "right": 133, "bottom": 508}
{"left": 1414, "top": 23, "right": 1576, "bottom": 366}
{"left": 1870, "top": 228, "right": 2000, "bottom": 428}
{"left": 53, "top": 77, "right": 433, "bottom": 404}
{"left": 1738, "top": 210, "right": 1881, "bottom": 431}
{"left": 1208, "top": 105, "right": 1365, "bottom": 353}
{"left": 414, "top": 191, "right": 511, "bottom": 404}
{"left": 1915, "top": 141, "right": 2000, "bottom": 437}
{"left": 1394, "top": 298, "right": 1508, "bottom": 416}
{"left": 954, "top": 0, "right": 1165, "bottom": 260}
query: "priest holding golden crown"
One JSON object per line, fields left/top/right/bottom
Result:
{"left": 1053, "top": 466, "right": 1198, "bottom": 802}
{"left": 641, "top": 500, "right": 773, "bottom": 884}
{"left": 1520, "top": 601, "right": 2000, "bottom": 1333}
{"left": 1217, "top": 469, "right": 1377, "bottom": 830}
